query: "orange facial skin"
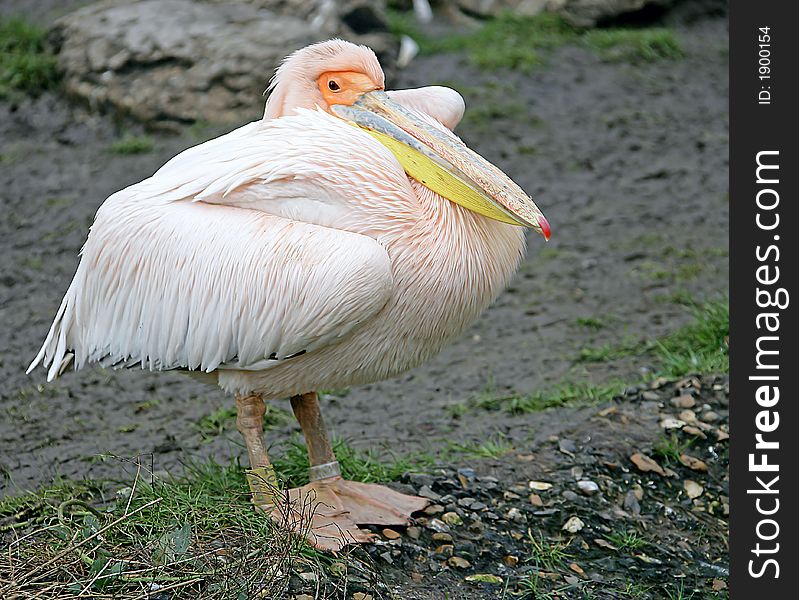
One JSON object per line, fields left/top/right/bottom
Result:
{"left": 318, "top": 71, "right": 383, "bottom": 108}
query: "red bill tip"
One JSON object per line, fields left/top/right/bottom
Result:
{"left": 538, "top": 215, "right": 551, "bottom": 241}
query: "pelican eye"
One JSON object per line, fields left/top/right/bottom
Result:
{"left": 328, "top": 80, "right": 340, "bottom": 92}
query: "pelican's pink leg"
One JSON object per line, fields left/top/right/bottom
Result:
{"left": 235, "top": 394, "right": 279, "bottom": 506}
{"left": 287, "top": 392, "right": 430, "bottom": 551}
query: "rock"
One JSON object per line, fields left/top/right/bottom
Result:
{"left": 353, "top": 593, "right": 374, "bottom": 600}
{"left": 569, "top": 562, "right": 585, "bottom": 576}
{"left": 671, "top": 395, "right": 696, "bottom": 408}
{"left": 442, "top": 512, "right": 463, "bottom": 526}
{"left": 406, "top": 526, "right": 421, "bottom": 540}
{"left": 630, "top": 453, "right": 666, "bottom": 476}
{"left": 424, "top": 503, "right": 444, "bottom": 515}
{"left": 458, "top": 497, "right": 477, "bottom": 508}
{"left": 470, "top": 501, "right": 487, "bottom": 511}
{"left": 641, "top": 390, "right": 660, "bottom": 401}
{"left": 447, "top": 556, "right": 471, "bottom": 569}
{"left": 506, "top": 507, "right": 526, "bottom": 523}
{"left": 432, "top": 532, "right": 453, "bottom": 543}
{"left": 466, "top": 573, "right": 503, "bottom": 583}
{"left": 558, "top": 438, "right": 577, "bottom": 456}
{"left": 562, "top": 516, "right": 585, "bottom": 533}
{"left": 427, "top": 518, "right": 450, "bottom": 533}
{"left": 623, "top": 490, "right": 641, "bottom": 515}
{"left": 683, "top": 425, "right": 707, "bottom": 439}
{"left": 382, "top": 528, "right": 401, "bottom": 540}
{"left": 529, "top": 493, "right": 544, "bottom": 507}
{"left": 678, "top": 409, "right": 698, "bottom": 423}
{"left": 529, "top": 480, "right": 553, "bottom": 491}
{"left": 577, "top": 480, "right": 599, "bottom": 496}
{"left": 434, "top": 544, "right": 454, "bottom": 558}
{"left": 379, "top": 551, "right": 393, "bottom": 564}
{"left": 684, "top": 480, "right": 703, "bottom": 499}
{"left": 701, "top": 410, "right": 721, "bottom": 422}
{"left": 503, "top": 555, "right": 519, "bottom": 567}
{"left": 51, "top": 0, "right": 396, "bottom": 127}
{"left": 419, "top": 486, "right": 442, "bottom": 501}
{"left": 679, "top": 453, "right": 708, "bottom": 472}
{"left": 660, "top": 417, "right": 686, "bottom": 430}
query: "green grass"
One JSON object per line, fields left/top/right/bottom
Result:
{"left": 388, "top": 10, "right": 682, "bottom": 72}
{"left": 271, "top": 436, "right": 435, "bottom": 488}
{"left": 466, "top": 298, "right": 727, "bottom": 415}
{"left": 195, "top": 404, "right": 292, "bottom": 440}
{"left": 108, "top": 134, "right": 154, "bottom": 155}
{"left": 576, "top": 299, "right": 728, "bottom": 375}
{"left": 1, "top": 443, "right": 431, "bottom": 598}
{"left": 652, "top": 433, "right": 694, "bottom": 466}
{"left": 656, "top": 299, "right": 729, "bottom": 377}
{"left": 0, "top": 17, "right": 59, "bottom": 99}
{"left": 527, "top": 530, "right": 572, "bottom": 571}
{"left": 446, "top": 437, "right": 513, "bottom": 459}
{"left": 575, "top": 316, "right": 610, "bottom": 330}
{"left": 607, "top": 530, "right": 646, "bottom": 552}
{"left": 583, "top": 28, "right": 683, "bottom": 62}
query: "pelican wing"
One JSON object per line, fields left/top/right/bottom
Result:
{"left": 28, "top": 119, "right": 395, "bottom": 381}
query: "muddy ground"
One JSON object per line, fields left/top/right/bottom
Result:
{"left": 1, "top": 3, "right": 728, "bottom": 598}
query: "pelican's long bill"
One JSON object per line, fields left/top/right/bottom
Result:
{"left": 332, "top": 90, "right": 551, "bottom": 240}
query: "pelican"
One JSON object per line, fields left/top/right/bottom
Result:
{"left": 28, "top": 40, "right": 550, "bottom": 550}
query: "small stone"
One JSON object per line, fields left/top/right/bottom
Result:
{"left": 683, "top": 425, "right": 707, "bottom": 439}
{"left": 529, "top": 481, "right": 553, "bottom": 491}
{"left": 427, "top": 518, "right": 450, "bottom": 533}
{"left": 529, "top": 493, "right": 544, "bottom": 507}
{"left": 594, "top": 538, "right": 617, "bottom": 551}
{"left": 406, "top": 526, "right": 421, "bottom": 540}
{"left": 630, "top": 453, "right": 666, "bottom": 476}
{"left": 623, "top": 490, "right": 641, "bottom": 515}
{"left": 503, "top": 490, "right": 521, "bottom": 501}
{"left": 432, "top": 532, "right": 453, "bottom": 543}
{"left": 353, "top": 593, "right": 374, "bottom": 600}
{"left": 569, "top": 562, "right": 585, "bottom": 577}
{"left": 558, "top": 438, "right": 577, "bottom": 456}
{"left": 379, "top": 551, "right": 393, "bottom": 564}
{"left": 678, "top": 409, "right": 698, "bottom": 423}
{"left": 418, "top": 486, "right": 441, "bottom": 501}
{"left": 716, "top": 429, "right": 730, "bottom": 442}
{"left": 468, "top": 519, "right": 485, "bottom": 533}
{"left": 684, "top": 480, "right": 704, "bottom": 499}
{"left": 577, "top": 481, "right": 599, "bottom": 496}
{"left": 671, "top": 395, "right": 696, "bottom": 408}
{"left": 466, "top": 573, "right": 503, "bottom": 584}
{"left": 660, "top": 418, "right": 686, "bottom": 430}
{"left": 701, "top": 410, "right": 721, "bottom": 422}
{"left": 679, "top": 454, "right": 708, "bottom": 472}
{"left": 712, "top": 579, "right": 727, "bottom": 591}
{"left": 411, "top": 572, "right": 423, "bottom": 583}
{"left": 506, "top": 507, "right": 526, "bottom": 523}
{"left": 562, "top": 490, "right": 580, "bottom": 502}
{"left": 382, "top": 528, "right": 401, "bottom": 540}
{"left": 632, "top": 484, "right": 644, "bottom": 500}
{"left": 484, "top": 511, "right": 499, "bottom": 520}
{"left": 434, "top": 544, "right": 454, "bottom": 557}
{"left": 562, "top": 516, "right": 585, "bottom": 533}
{"left": 642, "top": 391, "right": 660, "bottom": 401}
{"left": 424, "top": 504, "right": 444, "bottom": 515}
{"left": 447, "top": 556, "right": 471, "bottom": 569}
{"left": 570, "top": 466, "right": 584, "bottom": 479}
{"left": 470, "top": 501, "right": 487, "bottom": 511}
{"left": 503, "top": 555, "right": 519, "bottom": 567}
{"left": 297, "top": 572, "right": 317, "bottom": 582}
{"left": 457, "top": 497, "right": 476, "bottom": 507}
{"left": 442, "top": 512, "right": 463, "bottom": 526}
{"left": 295, "top": 595, "right": 314, "bottom": 600}
{"left": 328, "top": 562, "right": 346, "bottom": 577}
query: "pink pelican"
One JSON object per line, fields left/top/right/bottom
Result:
{"left": 28, "top": 40, "right": 550, "bottom": 550}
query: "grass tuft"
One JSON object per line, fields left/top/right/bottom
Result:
{"left": 655, "top": 299, "right": 729, "bottom": 376}
{"left": 388, "top": 10, "right": 683, "bottom": 72}
{"left": 108, "top": 134, "right": 154, "bottom": 155}
{"left": 0, "top": 17, "right": 59, "bottom": 98}
{"left": 583, "top": 27, "right": 683, "bottom": 62}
